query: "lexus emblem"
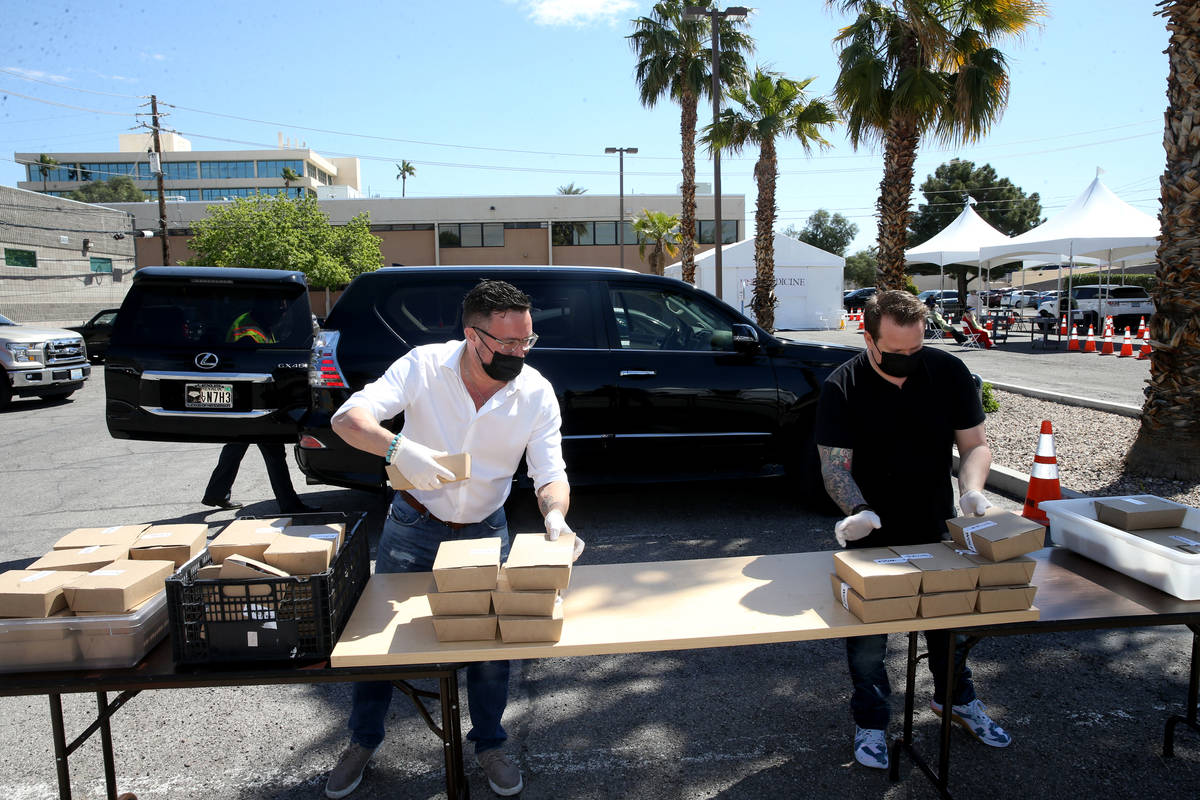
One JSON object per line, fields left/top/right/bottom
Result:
{"left": 195, "top": 352, "right": 219, "bottom": 369}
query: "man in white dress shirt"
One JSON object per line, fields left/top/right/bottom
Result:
{"left": 324, "top": 279, "right": 577, "bottom": 799}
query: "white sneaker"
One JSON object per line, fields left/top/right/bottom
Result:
{"left": 930, "top": 698, "right": 1012, "bottom": 747}
{"left": 853, "top": 725, "right": 889, "bottom": 769}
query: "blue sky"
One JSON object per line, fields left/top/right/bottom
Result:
{"left": 0, "top": 0, "right": 1169, "bottom": 254}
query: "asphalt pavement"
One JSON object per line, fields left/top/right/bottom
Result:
{"left": 3, "top": 370, "right": 1197, "bottom": 799}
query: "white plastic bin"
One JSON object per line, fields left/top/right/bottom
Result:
{"left": 1040, "top": 495, "right": 1200, "bottom": 600}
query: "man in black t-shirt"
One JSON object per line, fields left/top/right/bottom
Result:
{"left": 815, "top": 290, "right": 1010, "bottom": 771}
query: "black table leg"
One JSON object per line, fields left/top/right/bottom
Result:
{"left": 889, "top": 631, "right": 920, "bottom": 781}
{"left": 1164, "top": 624, "right": 1200, "bottom": 757}
{"left": 97, "top": 691, "right": 119, "bottom": 800}
{"left": 49, "top": 693, "right": 72, "bottom": 800}
{"left": 442, "top": 673, "right": 469, "bottom": 799}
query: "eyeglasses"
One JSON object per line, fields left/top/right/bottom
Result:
{"left": 472, "top": 326, "right": 538, "bottom": 354}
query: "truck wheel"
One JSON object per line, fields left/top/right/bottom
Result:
{"left": 0, "top": 368, "right": 10, "bottom": 410}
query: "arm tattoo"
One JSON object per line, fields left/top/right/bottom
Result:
{"left": 536, "top": 485, "right": 566, "bottom": 517}
{"left": 818, "top": 445, "right": 867, "bottom": 515}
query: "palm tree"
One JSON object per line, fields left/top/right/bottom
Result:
{"left": 829, "top": 0, "right": 1045, "bottom": 289}
{"left": 557, "top": 182, "right": 587, "bottom": 194}
{"left": 36, "top": 154, "right": 60, "bottom": 192}
{"left": 1127, "top": 0, "right": 1200, "bottom": 480}
{"left": 395, "top": 160, "right": 416, "bottom": 197}
{"left": 281, "top": 167, "right": 301, "bottom": 198}
{"left": 632, "top": 209, "right": 681, "bottom": 276}
{"left": 702, "top": 68, "right": 837, "bottom": 331}
{"left": 629, "top": 0, "right": 752, "bottom": 285}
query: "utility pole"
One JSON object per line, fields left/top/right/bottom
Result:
{"left": 604, "top": 147, "right": 638, "bottom": 269}
{"left": 150, "top": 94, "right": 170, "bottom": 265}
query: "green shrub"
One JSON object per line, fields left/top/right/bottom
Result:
{"left": 981, "top": 381, "right": 999, "bottom": 413}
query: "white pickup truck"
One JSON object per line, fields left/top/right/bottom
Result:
{"left": 0, "top": 312, "right": 91, "bottom": 409}
{"left": 1037, "top": 284, "right": 1156, "bottom": 329}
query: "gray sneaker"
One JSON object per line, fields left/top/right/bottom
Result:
{"left": 325, "top": 742, "right": 377, "bottom": 799}
{"left": 476, "top": 747, "right": 523, "bottom": 796}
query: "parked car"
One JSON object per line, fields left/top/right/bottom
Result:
{"left": 983, "top": 289, "right": 1010, "bottom": 308}
{"left": 67, "top": 308, "right": 120, "bottom": 363}
{"left": 105, "top": 266, "right": 860, "bottom": 502}
{"left": 843, "top": 287, "right": 877, "bottom": 312}
{"left": 917, "top": 290, "right": 963, "bottom": 315}
{"left": 0, "top": 312, "right": 91, "bottom": 410}
{"left": 1002, "top": 289, "right": 1041, "bottom": 309}
{"left": 1037, "top": 284, "right": 1156, "bottom": 329}
{"left": 105, "top": 267, "right": 313, "bottom": 443}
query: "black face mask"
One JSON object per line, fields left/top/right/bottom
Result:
{"left": 870, "top": 342, "right": 924, "bottom": 378}
{"left": 475, "top": 339, "right": 525, "bottom": 382}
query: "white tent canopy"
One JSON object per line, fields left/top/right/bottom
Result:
{"left": 979, "top": 176, "right": 1159, "bottom": 268}
{"left": 665, "top": 233, "right": 845, "bottom": 330}
{"left": 905, "top": 199, "right": 1011, "bottom": 267}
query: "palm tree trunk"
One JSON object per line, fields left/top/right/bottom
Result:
{"left": 751, "top": 138, "right": 778, "bottom": 332}
{"left": 679, "top": 90, "right": 698, "bottom": 284}
{"left": 1127, "top": 0, "right": 1200, "bottom": 479}
{"left": 402, "top": 176, "right": 407, "bottom": 198}
{"left": 876, "top": 118, "right": 920, "bottom": 291}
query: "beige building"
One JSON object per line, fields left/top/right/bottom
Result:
{"left": 16, "top": 133, "right": 361, "bottom": 202}
{"left": 106, "top": 193, "right": 746, "bottom": 274}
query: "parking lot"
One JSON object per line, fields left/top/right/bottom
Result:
{"left": 3, "top": 372, "right": 1198, "bottom": 799}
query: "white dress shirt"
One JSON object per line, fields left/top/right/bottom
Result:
{"left": 333, "top": 339, "right": 567, "bottom": 523}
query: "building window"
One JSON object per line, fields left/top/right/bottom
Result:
{"left": 257, "top": 159, "right": 305, "bottom": 179}
{"left": 147, "top": 189, "right": 202, "bottom": 201}
{"left": 89, "top": 257, "right": 113, "bottom": 273}
{"left": 438, "top": 223, "right": 504, "bottom": 248}
{"left": 162, "top": 161, "right": 199, "bottom": 181}
{"left": 28, "top": 163, "right": 75, "bottom": 182}
{"left": 503, "top": 221, "right": 545, "bottom": 229}
{"left": 696, "top": 220, "right": 738, "bottom": 244}
{"left": 199, "top": 160, "right": 255, "bottom": 180}
{"left": 4, "top": 248, "right": 37, "bottom": 268}
{"left": 553, "top": 221, "right": 638, "bottom": 246}
{"left": 371, "top": 223, "right": 436, "bottom": 231}
{"left": 594, "top": 222, "right": 617, "bottom": 246}
{"left": 201, "top": 188, "right": 260, "bottom": 200}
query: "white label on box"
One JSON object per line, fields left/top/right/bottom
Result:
{"left": 840, "top": 582, "right": 850, "bottom": 610}
{"left": 79, "top": 546, "right": 101, "bottom": 554}
{"left": 1170, "top": 535, "right": 1200, "bottom": 547}
{"left": 963, "top": 531, "right": 978, "bottom": 552}
{"left": 92, "top": 569, "right": 124, "bottom": 576}
{"left": 256, "top": 526, "right": 280, "bottom": 534}
{"left": 874, "top": 557, "right": 909, "bottom": 565}
{"left": 954, "top": 549, "right": 973, "bottom": 556}
{"left": 102, "top": 526, "right": 121, "bottom": 534}
{"left": 901, "top": 553, "right": 933, "bottom": 560}
{"left": 963, "top": 520, "right": 998, "bottom": 534}
{"left": 310, "top": 533, "right": 338, "bottom": 539}
{"left": 20, "top": 571, "right": 55, "bottom": 583}
{"left": 1119, "top": 498, "right": 1147, "bottom": 505}
{"left": 140, "top": 532, "right": 172, "bottom": 539}
{"left": 247, "top": 631, "right": 258, "bottom": 647}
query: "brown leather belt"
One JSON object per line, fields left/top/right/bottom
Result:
{"left": 398, "top": 490, "right": 469, "bottom": 530}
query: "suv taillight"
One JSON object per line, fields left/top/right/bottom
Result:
{"left": 310, "top": 330, "right": 348, "bottom": 389}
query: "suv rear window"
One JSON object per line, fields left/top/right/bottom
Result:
{"left": 112, "top": 284, "right": 311, "bottom": 349}
{"left": 1110, "top": 286, "right": 1150, "bottom": 299}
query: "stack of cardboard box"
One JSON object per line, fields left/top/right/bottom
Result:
{"left": 429, "top": 538, "right": 501, "bottom": 642}
{"left": 494, "top": 533, "right": 573, "bottom": 643}
{"left": 205, "top": 517, "right": 348, "bottom": 581}
{"left": 1092, "top": 497, "right": 1198, "bottom": 553}
{"left": 831, "top": 509, "right": 1043, "bottom": 624}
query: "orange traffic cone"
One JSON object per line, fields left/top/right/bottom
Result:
{"left": 1023, "top": 420, "right": 1062, "bottom": 526}
{"left": 857, "top": 313, "right": 864, "bottom": 331}
{"left": 1118, "top": 327, "right": 1134, "bottom": 357}
{"left": 985, "top": 317, "right": 994, "bottom": 331}
{"left": 1104, "top": 315, "right": 1114, "bottom": 335}
{"left": 1138, "top": 328, "right": 1152, "bottom": 359}
{"left": 1068, "top": 325, "right": 1080, "bottom": 351}
{"left": 1137, "top": 316, "right": 1147, "bottom": 339}
{"left": 1059, "top": 314, "right": 1068, "bottom": 336}
{"left": 1083, "top": 324, "right": 1097, "bottom": 353}
{"left": 1098, "top": 325, "right": 1115, "bottom": 355}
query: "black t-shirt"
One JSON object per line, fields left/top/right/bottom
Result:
{"left": 815, "top": 347, "right": 984, "bottom": 547}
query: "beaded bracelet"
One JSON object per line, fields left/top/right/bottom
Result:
{"left": 384, "top": 432, "right": 402, "bottom": 463}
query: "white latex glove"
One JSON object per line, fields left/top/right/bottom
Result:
{"left": 835, "top": 510, "right": 882, "bottom": 548}
{"left": 959, "top": 489, "right": 992, "bottom": 517}
{"left": 572, "top": 534, "right": 585, "bottom": 562}
{"left": 389, "top": 436, "right": 454, "bottom": 491}
{"left": 544, "top": 508, "right": 571, "bottom": 541}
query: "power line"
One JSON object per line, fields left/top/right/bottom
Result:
{"left": 0, "top": 87, "right": 132, "bottom": 117}
{"left": 0, "top": 68, "right": 145, "bottom": 99}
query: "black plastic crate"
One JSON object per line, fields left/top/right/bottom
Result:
{"left": 166, "top": 512, "right": 369, "bottom": 664}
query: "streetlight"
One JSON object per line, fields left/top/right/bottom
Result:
{"left": 604, "top": 146, "right": 638, "bottom": 269}
{"left": 683, "top": 4, "right": 749, "bottom": 301}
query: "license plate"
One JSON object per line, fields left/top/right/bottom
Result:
{"left": 70, "top": 368, "right": 82, "bottom": 380}
{"left": 185, "top": 383, "right": 233, "bottom": 409}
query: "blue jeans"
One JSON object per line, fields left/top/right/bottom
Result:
{"left": 349, "top": 497, "right": 511, "bottom": 754}
{"left": 845, "top": 631, "right": 976, "bottom": 730}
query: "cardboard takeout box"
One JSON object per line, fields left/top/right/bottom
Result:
{"left": 208, "top": 518, "right": 290, "bottom": 564}
{"left": 432, "top": 538, "right": 501, "bottom": 593}
{"left": 61, "top": 559, "right": 174, "bottom": 614}
{"left": 830, "top": 573, "right": 920, "bottom": 623}
{"left": 832, "top": 548, "right": 923, "bottom": 600}
{"left": 130, "top": 524, "right": 207, "bottom": 568}
{"left": 503, "top": 533, "right": 574, "bottom": 591}
{"left": 53, "top": 524, "right": 148, "bottom": 552}
{"left": 386, "top": 453, "right": 471, "bottom": 491}
{"left": 0, "top": 570, "right": 89, "bottom": 618}
{"left": 946, "top": 510, "right": 1045, "bottom": 562}
{"left": 1094, "top": 496, "right": 1187, "bottom": 531}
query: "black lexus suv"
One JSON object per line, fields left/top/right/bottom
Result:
{"left": 297, "top": 266, "right": 858, "bottom": 493}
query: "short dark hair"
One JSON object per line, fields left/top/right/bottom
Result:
{"left": 864, "top": 290, "right": 927, "bottom": 339}
{"left": 462, "top": 279, "right": 531, "bottom": 327}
